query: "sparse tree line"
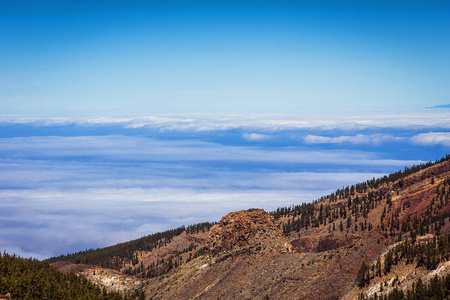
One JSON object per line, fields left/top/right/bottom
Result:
{"left": 47, "top": 226, "right": 186, "bottom": 269}
{"left": 123, "top": 242, "right": 203, "bottom": 278}
{"left": 280, "top": 184, "right": 386, "bottom": 235}
{"left": 186, "top": 221, "right": 217, "bottom": 234}
{"left": 270, "top": 154, "right": 450, "bottom": 299}
{"left": 47, "top": 221, "right": 216, "bottom": 271}
{"left": 272, "top": 154, "right": 450, "bottom": 222}
{"left": 354, "top": 176, "right": 450, "bottom": 299}
{"left": 358, "top": 274, "right": 450, "bottom": 300}
{"left": 278, "top": 156, "right": 450, "bottom": 242}
{"left": 380, "top": 178, "right": 450, "bottom": 241}
{"left": 357, "top": 233, "right": 450, "bottom": 289}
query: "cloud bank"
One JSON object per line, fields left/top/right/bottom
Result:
{"left": 411, "top": 132, "right": 450, "bottom": 147}
{"left": 2, "top": 109, "right": 450, "bottom": 132}
{"left": 0, "top": 111, "right": 449, "bottom": 259}
{"left": 304, "top": 134, "right": 401, "bottom": 145}
{"left": 242, "top": 133, "right": 273, "bottom": 141}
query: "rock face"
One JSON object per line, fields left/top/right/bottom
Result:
{"left": 80, "top": 267, "right": 147, "bottom": 295}
{"left": 52, "top": 262, "right": 147, "bottom": 296}
{"left": 206, "top": 208, "right": 292, "bottom": 256}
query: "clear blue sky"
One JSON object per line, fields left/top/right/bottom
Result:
{"left": 1, "top": 0, "right": 449, "bottom": 116}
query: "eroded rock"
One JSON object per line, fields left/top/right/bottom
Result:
{"left": 206, "top": 209, "right": 292, "bottom": 256}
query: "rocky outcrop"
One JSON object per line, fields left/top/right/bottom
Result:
{"left": 206, "top": 209, "right": 292, "bottom": 256}
{"left": 80, "top": 267, "right": 147, "bottom": 295}
{"left": 52, "top": 261, "right": 147, "bottom": 296}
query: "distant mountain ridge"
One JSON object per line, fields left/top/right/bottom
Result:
{"left": 427, "top": 104, "right": 450, "bottom": 109}
{"left": 45, "top": 154, "right": 450, "bottom": 299}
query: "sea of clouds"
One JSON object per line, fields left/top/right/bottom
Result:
{"left": 0, "top": 110, "right": 449, "bottom": 259}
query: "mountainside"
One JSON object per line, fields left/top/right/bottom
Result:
{"left": 49, "top": 155, "right": 450, "bottom": 299}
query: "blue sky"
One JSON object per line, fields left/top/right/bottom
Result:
{"left": 1, "top": 1, "right": 450, "bottom": 259}
{"left": 1, "top": 1, "right": 449, "bottom": 115}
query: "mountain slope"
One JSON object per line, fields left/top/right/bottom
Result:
{"left": 51, "top": 155, "right": 450, "bottom": 299}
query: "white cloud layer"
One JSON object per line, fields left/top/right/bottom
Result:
{"left": 0, "top": 186, "right": 329, "bottom": 259}
{"left": 411, "top": 132, "right": 450, "bottom": 147}
{"left": 0, "top": 111, "right": 448, "bottom": 259}
{"left": 304, "top": 134, "right": 402, "bottom": 145}
{"left": 1, "top": 109, "right": 450, "bottom": 132}
{"left": 0, "top": 134, "right": 409, "bottom": 259}
{"left": 0, "top": 135, "right": 422, "bottom": 167}
{"left": 242, "top": 133, "right": 272, "bottom": 141}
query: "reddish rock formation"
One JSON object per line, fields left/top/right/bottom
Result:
{"left": 206, "top": 208, "right": 292, "bottom": 256}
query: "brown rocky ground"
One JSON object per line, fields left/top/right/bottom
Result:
{"left": 119, "top": 230, "right": 208, "bottom": 275}
{"left": 143, "top": 210, "right": 387, "bottom": 300}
